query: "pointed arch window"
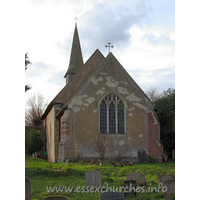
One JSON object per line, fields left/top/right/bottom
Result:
{"left": 99, "top": 93, "right": 126, "bottom": 134}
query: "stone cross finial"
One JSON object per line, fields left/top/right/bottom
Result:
{"left": 105, "top": 42, "right": 114, "bottom": 54}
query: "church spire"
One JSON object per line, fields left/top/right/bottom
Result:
{"left": 64, "top": 22, "right": 84, "bottom": 84}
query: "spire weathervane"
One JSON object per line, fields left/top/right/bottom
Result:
{"left": 105, "top": 42, "right": 114, "bottom": 54}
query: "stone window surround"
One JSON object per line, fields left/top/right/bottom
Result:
{"left": 98, "top": 91, "right": 128, "bottom": 134}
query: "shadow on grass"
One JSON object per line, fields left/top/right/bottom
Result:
{"left": 26, "top": 167, "right": 86, "bottom": 178}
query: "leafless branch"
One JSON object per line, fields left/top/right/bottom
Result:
{"left": 25, "top": 93, "right": 48, "bottom": 126}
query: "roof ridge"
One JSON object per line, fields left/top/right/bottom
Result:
{"left": 41, "top": 49, "right": 105, "bottom": 119}
{"left": 55, "top": 49, "right": 105, "bottom": 102}
{"left": 104, "top": 53, "right": 155, "bottom": 107}
{"left": 56, "top": 50, "right": 105, "bottom": 118}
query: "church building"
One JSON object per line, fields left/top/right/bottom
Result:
{"left": 41, "top": 23, "right": 163, "bottom": 163}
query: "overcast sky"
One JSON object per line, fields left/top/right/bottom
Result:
{"left": 25, "top": 0, "right": 175, "bottom": 105}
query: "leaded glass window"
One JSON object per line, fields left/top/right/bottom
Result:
{"left": 99, "top": 93, "right": 125, "bottom": 134}
{"left": 109, "top": 101, "right": 116, "bottom": 133}
{"left": 118, "top": 101, "right": 124, "bottom": 133}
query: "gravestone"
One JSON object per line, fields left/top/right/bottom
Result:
{"left": 85, "top": 170, "right": 102, "bottom": 189}
{"left": 25, "top": 178, "right": 31, "bottom": 200}
{"left": 162, "top": 179, "right": 175, "bottom": 198}
{"left": 137, "top": 149, "right": 148, "bottom": 163}
{"left": 124, "top": 180, "right": 136, "bottom": 198}
{"left": 157, "top": 174, "right": 175, "bottom": 185}
{"left": 163, "top": 154, "right": 168, "bottom": 162}
{"left": 44, "top": 197, "right": 68, "bottom": 200}
{"left": 126, "top": 173, "right": 145, "bottom": 184}
{"left": 66, "top": 159, "right": 69, "bottom": 166}
{"left": 100, "top": 192, "right": 124, "bottom": 200}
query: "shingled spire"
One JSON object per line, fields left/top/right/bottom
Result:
{"left": 64, "top": 23, "right": 84, "bottom": 84}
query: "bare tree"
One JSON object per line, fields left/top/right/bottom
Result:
{"left": 145, "top": 87, "right": 159, "bottom": 103}
{"left": 96, "top": 135, "right": 107, "bottom": 161}
{"left": 25, "top": 93, "right": 48, "bottom": 126}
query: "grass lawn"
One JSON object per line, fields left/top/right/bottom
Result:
{"left": 25, "top": 157, "right": 175, "bottom": 200}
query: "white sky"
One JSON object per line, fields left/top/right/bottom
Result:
{"left": 25, "top": 0, "right": 175, "bottom": 105}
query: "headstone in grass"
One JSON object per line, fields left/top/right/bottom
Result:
{"left": 126, "top": 173, "right": 146, "bottom": 184}
{"left": 162, "top": 179, "right": 175, "bottom": 198}
{"left": 44, "top": 196, "right": 68, "bottom": 200}
{"left": 100, "top": 191, "right": 124, "bottom": 200}
{"left": 85, "top": 170, "right": 102, "bottom": 189}
{"left": 124, "top": 180, "right": 137, "bottom": 198}
{"left": 66, "top": 159, "right": 69, "bottom": 166}
{"left": 157, "top": 174, "right": 175, "bottom": 185}
{"left": 137, "top": 149, "right": 148, "bottom": 164}
{"left": 25, "top": 178, "right": 31, "bottom": 200}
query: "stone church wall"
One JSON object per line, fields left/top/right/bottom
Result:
{"left": 46, "top": 104, "right": 60, "bottom": 163}
{"left": 55, "top": 54, "right": 163, "bottom": 162}
{"left": 55, "top": 104, "right": 61, "bottom": 162}
{"left": 66, "top": 56, "right": 154, "bottom": 161}
{"left": 46, "top": 106, "right": 55, "bottom": 163}
{"left": 57, "top": 109, "right": 75, "bottom": 162}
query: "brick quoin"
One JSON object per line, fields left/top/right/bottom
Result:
{"left": 147, "top": 112, "right": 163, "bottom": 158}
